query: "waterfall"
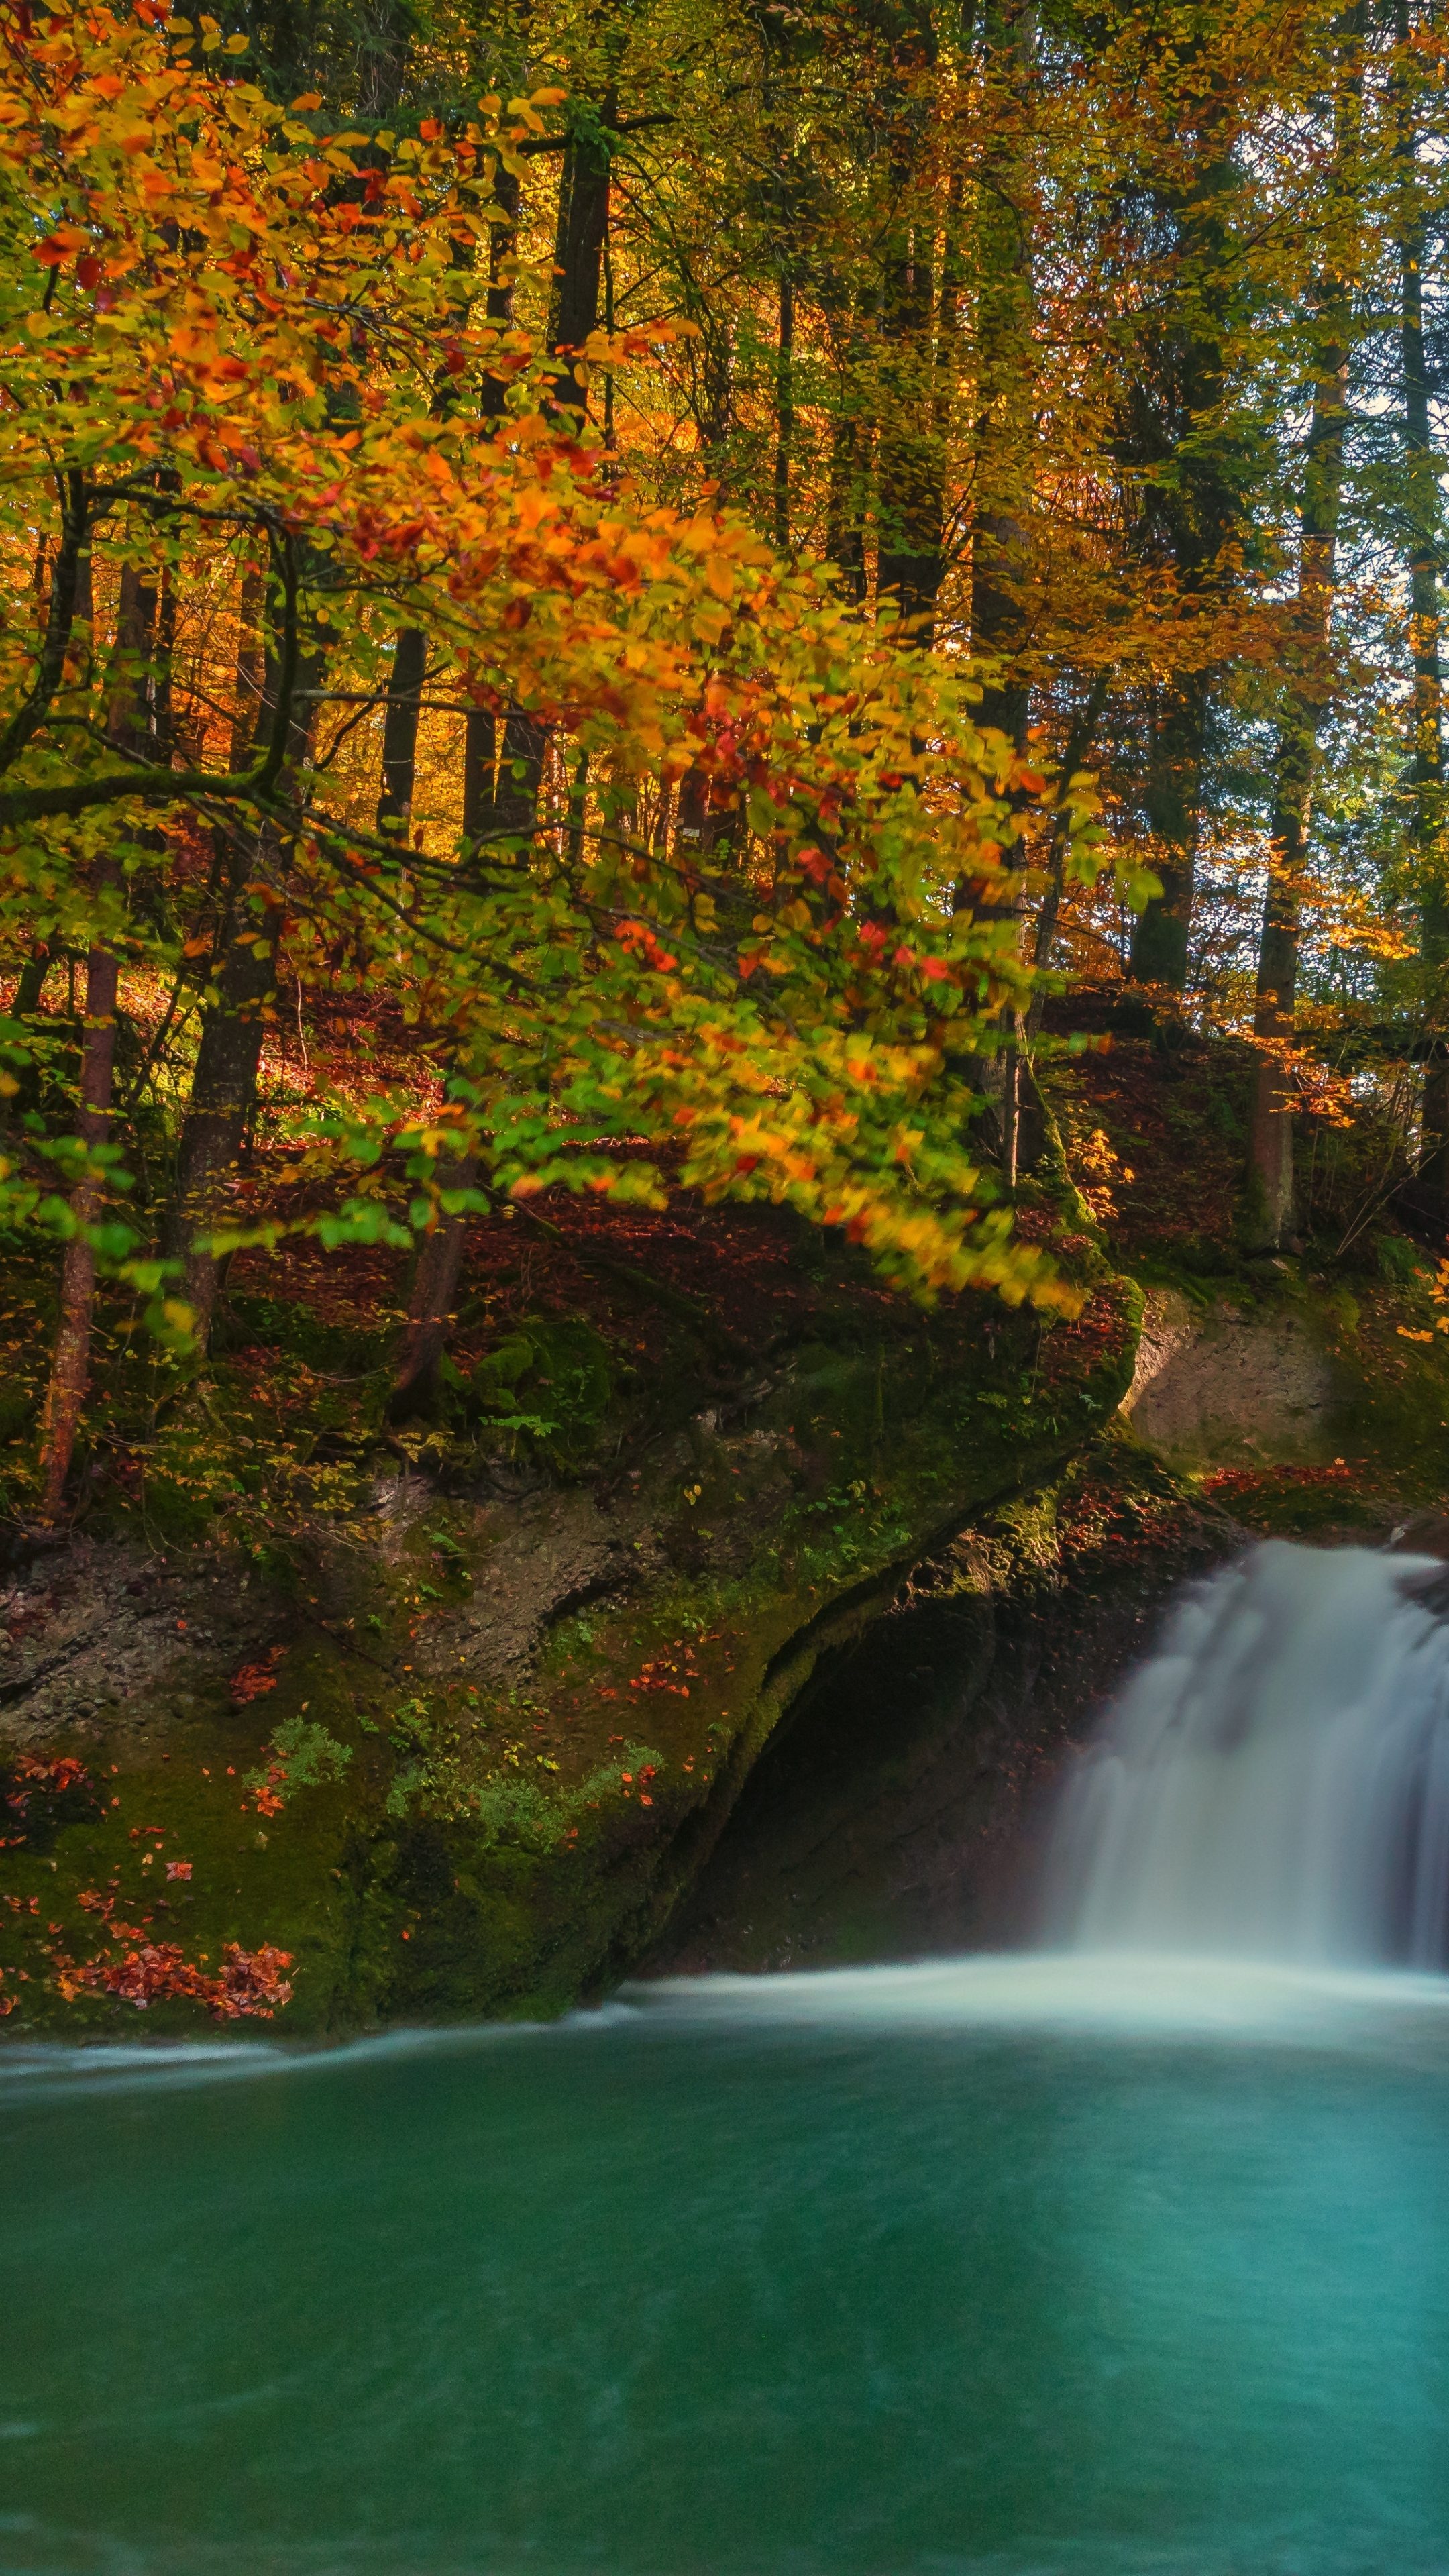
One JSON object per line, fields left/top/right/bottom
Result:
{"left": 1042, "top": 1540, "right": 1449, "bottom": 1967}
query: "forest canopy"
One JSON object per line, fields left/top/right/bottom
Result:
{"left": 3, "top": 0, "right": 1449, "bottom": 1522}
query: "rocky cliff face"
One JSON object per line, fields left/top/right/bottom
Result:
{"left": 0, "top": 1274, "right": 1141, "bottom": 2038}
{"left": 653, "top": 1446, "right": 1236, "bottom": 1978}
{"left": 7, "top": 1229, "right": 1442, "bottom": 2041}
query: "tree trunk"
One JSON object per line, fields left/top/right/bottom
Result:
{"left": 388, "top": 1164, "right": 480, "bottom": 1420}
{"left": 773, "top": 270, "right": 794, "bottom": 553}
{"left": 968, "top": 2, "right": 1036, "bottom": 748}
{"left": 1395, "top": 0, "right": 1449, "bottom": 1213}
{"left": 877, "top": 213, "right": 945, "bottom": 632}
{"left": 481, "top": 166, "right": 521, "bottom": 423}
{"left": 1028, "top": 671, "right": 1111, "bottom": 1010}
{"left": 824, "top": 402, "right": 869, "bottom": 605}
{"left": 1129, "top": 677, "right": 1206, "bottom": 989}
{"left": 34, "top": 553, "right": 153, "bottom": 1516}
{"left": 1117, "top": 89, "right": 1240, "bottom": 999}
{"left": 480, "top": 714, "right": 549, "bottom": 846}
{"left": 464, "top": 711, "right": 498, "bottom": 844}
{"left": 549, "top": 100, "right": 614, "bottom": 419}
{"left": 391, "top": 683, "right": 546, "bottom": 1415}
{"left": 1248, "top": 353, "right": 1350, "bottom": 1244}
{"left": 1246, "top": 11, "right": 1360, "bottom": 1248}
{"left": 390, "top": 698, "right": 547, "bottom": 1407}
{"left": 871, "top": 3, "right": 949, "bottom": 638}
{"left": 35, "top": 938, "right": 119, "bottom": 1521}
{"left": 162, "top": 904, "right": 278, "bottom": 1336}
{"left": 163, "top": 605, "right": 317, "bottom": 1348}
{"left": 378, "top": 623, "right": 427, "bottom": 834}
{"left": 462, "top": 167, "right": 523, "bottom": 843}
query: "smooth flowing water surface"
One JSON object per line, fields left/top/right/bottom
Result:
{"left": 10, "top": 1541, "right": 1449, "bottom": 2576}
{"left": 6, "top": 1960, "right": 1449, "bottom": 2576}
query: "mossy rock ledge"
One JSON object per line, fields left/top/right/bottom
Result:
{"left": 0, "top": 1277, "right": 1142, "bottom": 2040}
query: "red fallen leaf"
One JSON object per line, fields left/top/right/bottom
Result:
{"left": 11, "top": 1754, "right": 91, "bottom": 1796}
{"left": 252, "top": 1786, "right": 284, "bottom": 1817}
{"left": 230, "top": 1644, "right": 286, "bottom": 1705}
{"left": 166, "top": 1860, "right": 193, "bottom": 1881}
{"left": 56, "top": 1939, "right": 293, "bottom": 2019}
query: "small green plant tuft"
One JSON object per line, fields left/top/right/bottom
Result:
{"left": 244, "top": 1717, "right": 354, "bottom": 1793}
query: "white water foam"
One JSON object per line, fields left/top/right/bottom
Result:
{"left": 628, "top": 1951, "right": 1449, "bottom": 2047}
{"left": 1041, "top": 1539, "right": 1449, "bottom": 1967}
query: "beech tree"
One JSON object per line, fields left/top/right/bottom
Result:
{"left": 1, "top": 0, "right": 1124, "bottom": 1517}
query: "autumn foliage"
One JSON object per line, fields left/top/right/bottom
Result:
{"left": 0, "top": 0, "right": 1168, "bottom": 1514}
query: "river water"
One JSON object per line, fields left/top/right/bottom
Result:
{"left": 5, "top": 1959, "right": 1449, "bottom": 2575}
{"left": 7, "top": 1542, "right": 1449, "bottom": 2575}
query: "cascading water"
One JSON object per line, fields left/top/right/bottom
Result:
{"left": 1041, "top": 1538, "right": 1449, "bottom": 1967}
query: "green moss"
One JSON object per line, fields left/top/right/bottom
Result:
{"left": 455, "top": 1312, "right": 619, "bottom": 1468}
{"left": 1, "top": 1269, "right": 1144, "bottom": 2040}
{"left": 1374, "top": 1232, "right": 1424, "bottom": 1287}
